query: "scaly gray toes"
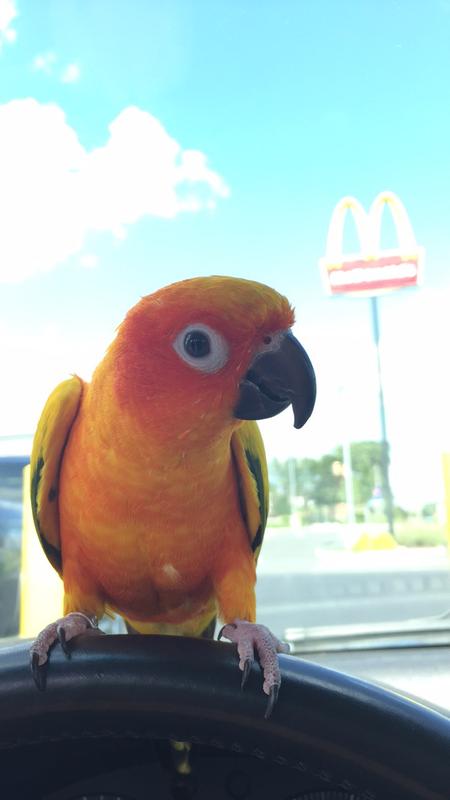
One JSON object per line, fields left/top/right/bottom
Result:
{"left": 29, "top": 612, "right": 99, "bottom": 691}
{"left": 220, "top": 620, "right": 288, "bottom": 717}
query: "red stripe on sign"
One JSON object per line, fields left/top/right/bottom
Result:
{"left": 330, "top": 276, "right": 418, "bottom": 294}
{"left": 326, "top": 256, "right": 419, "bottom": 295}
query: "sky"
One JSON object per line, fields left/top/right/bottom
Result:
{"left": 0, "top": 0, "right": 450, "bottom": 510}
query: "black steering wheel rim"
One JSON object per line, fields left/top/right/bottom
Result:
{"left": 0, "top": 634, "right": 448, "bottom": 799}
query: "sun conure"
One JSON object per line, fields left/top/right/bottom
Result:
{"left": 29, "top": 275, "right": 316, "bottom": 717}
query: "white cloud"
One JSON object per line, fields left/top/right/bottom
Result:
{"left": 80, "top": 253, "right": 98, "bottom": 269}
{"left": 0, "top": 99, "right": 229, "bottom": 282}
{"left": 32, "top": 51, "right": 57, "bottom": 74}
{"left": 60, "top": 62, "right": 81, "bottom": 83}
{"left": 0, "top": 0, "right": 17, "bottom": 46}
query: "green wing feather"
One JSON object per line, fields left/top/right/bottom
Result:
{"left": 231, "top": 421, "right": 269, "bottom": 563}
{"left": 30, "top": 376, "right": 83, "bottom": 575}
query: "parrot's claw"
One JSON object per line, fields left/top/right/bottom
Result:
{"left": 56, "top": 625, "right": 71, "bottom": 657}
{"left": 31, "top": 651, "right": 47, "bottom": 692}
{"left": 217, "top": 622, "right": 236, "bottom": 639}
{"left": 219, "top": 619, "right": 290, "bottom": 718}
{"left": 29, "top": 612, "right": 99, "bottom": 690}
{"left": 241, "top": 657, "right": 253, "bottom": 689}
{"left": 264, "top": 684, "right": 279, "bottom": 720}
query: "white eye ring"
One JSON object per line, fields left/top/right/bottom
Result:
{"left": 173, "top": 323, "right": 229, "bottom": 373}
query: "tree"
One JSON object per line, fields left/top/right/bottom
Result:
{"left": 334, "top": 441, "right": 384, "bottom": 506}
{"left": 268, "top": 441, "right": 386, "bottom": 521}
{"left": 269, "top": 453, "right": 344, "bottom": 521}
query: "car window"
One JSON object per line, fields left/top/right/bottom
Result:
{"left": 0, "top": 0, "right": 449, "bottom": 646}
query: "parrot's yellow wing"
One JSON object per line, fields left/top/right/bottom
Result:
{"left": 30, "top": 376, "right": 83, "bottom": 575}
{"left": 231, "top": 420, "right": 269, "bottom": 563}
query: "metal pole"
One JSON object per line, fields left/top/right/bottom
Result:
{"left": 338, "top": 385, "right": 356, "bottom": 525}
{"left": 370, "top": 296, "right": 395, "bottom": 535}
{"left": 288, "top": 457, "right": 296, "bottom": 508}
{"left": 342, "top": 437, "right": 356, "bottom": 526}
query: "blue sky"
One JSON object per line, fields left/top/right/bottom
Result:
{"left": 1, "top": 0, "right": 450, "bottom": 510}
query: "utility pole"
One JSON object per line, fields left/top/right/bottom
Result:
{"left": 370, "top": 296, "right": 395, "bottom": 536}
{"left": 342, "top": 437, "right": 356, "bottom": 526}
{"left": 338, "top": 385, "right": 356, "bottom": 525}
{"left": 287, "top": 457, "right": 297, "bottom": 510}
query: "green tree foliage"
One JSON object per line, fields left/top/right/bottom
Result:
{"left": 269, "top": 480, "right": 291, "bottom": 516}
{"left": 269, "top": 441, "right": 385, "bottom": 520}
{"left": 334, "top": 441, "right": 384, "bottom": 506}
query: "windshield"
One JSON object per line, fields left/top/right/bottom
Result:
{"left": 0, "top": 0, "right": 449, "bottom": 647}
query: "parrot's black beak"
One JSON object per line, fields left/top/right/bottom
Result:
{"left": 234, "top": 331, "right": 316, "bottom": 429}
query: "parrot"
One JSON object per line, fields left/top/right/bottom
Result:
{"left": 29, "top": 275, "right": 316, "bottom": 720}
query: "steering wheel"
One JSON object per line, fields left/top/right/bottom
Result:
{"left": 0, "top": 634, "right": 448, "bottom": 799}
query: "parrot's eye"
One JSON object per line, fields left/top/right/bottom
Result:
{"left": 173, "top": 323, "right": 229, "bottom": 373}
{"left": 184, "top": 330, "right": 211, "bottom": 358}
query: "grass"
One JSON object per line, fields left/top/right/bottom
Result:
{"left": 267, "top": 516, "right": 449, "bottom": 549}
{"left": 393, "top": 522, "right": 448, "bottom": 548}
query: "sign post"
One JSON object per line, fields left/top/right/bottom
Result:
{"left": 319, "top": 192, "right": 424, "bottom": 535}
{"left": 370, "top": 295, "right": 395, "bottom": 534}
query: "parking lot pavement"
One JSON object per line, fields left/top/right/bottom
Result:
{"left": 256, "top": 527, "right": 450, "bottom": 637}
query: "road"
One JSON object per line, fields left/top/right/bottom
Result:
{"left": 256, "top": 528, "right": 450, "bottom": 637}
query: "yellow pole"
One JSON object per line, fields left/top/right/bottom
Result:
{"left": 442, "top": 453, "right": 450, "bottom": 549}
{"left": 19, "top": 465, "right": 63, "bottom": 637}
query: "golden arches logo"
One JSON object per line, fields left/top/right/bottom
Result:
{"left": 319, "top": 191, "right": 424, "bottom": 296}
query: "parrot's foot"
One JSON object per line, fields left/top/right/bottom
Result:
{"left": 218, "top": 619, "right": 290, "bottom": 719}
{"left": 30, "top": 612, "right": 99, "bottom": 691}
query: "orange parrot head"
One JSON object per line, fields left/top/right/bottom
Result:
{"left": 108, "top": 276, "right": 316, "bottom": 440}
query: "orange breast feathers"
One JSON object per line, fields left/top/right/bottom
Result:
{"left": 58, "top": 394, "right": 255, "bottom": 629}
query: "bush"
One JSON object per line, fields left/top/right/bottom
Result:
{"left": 394, "top": 525, "right": 447, "bottom": 547}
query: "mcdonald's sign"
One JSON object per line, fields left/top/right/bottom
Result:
{"left": 319, "top": 191, "right": 424, "bottom": 296}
